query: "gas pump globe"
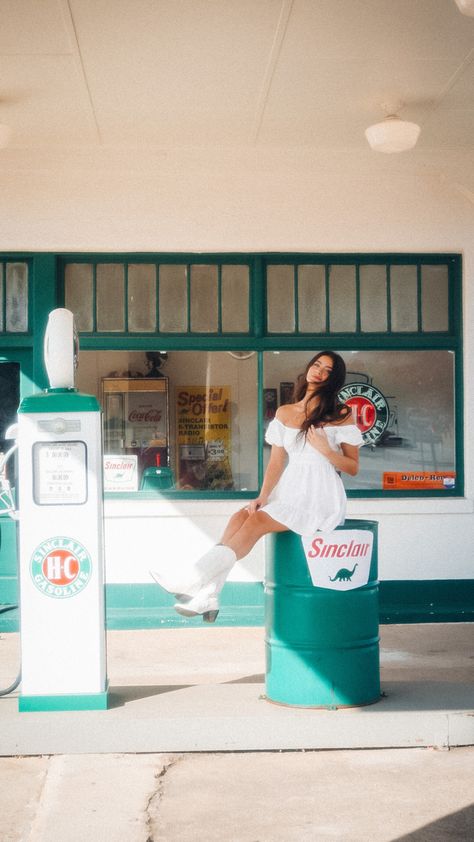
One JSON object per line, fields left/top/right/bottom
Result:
{"left": 15, "top": 308, "right": 107, "bottom": 711}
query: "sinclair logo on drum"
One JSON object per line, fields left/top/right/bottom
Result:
{"left": 338, "top": 382, "right": 389, "bottom": 444}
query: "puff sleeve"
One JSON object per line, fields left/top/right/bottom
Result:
{"left": 265, "top": 418, "right": 285, "bottom": 447}
{"left": 333, "top": 424, "right": 365, "bottom": 448}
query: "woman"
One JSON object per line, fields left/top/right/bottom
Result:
{"left": 151, "top": 351, "right": 363, "bottom": 622}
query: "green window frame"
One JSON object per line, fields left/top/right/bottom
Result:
{"left": 0, "top": 252, "right": 463, "bottom": 499}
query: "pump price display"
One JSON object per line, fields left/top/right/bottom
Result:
{"left": 33, "top": 441, "right": 87, "bottom": 505}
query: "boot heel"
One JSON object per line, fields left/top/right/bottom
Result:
{"left": 203, "top": 609, "right": 219, "bottom": 623}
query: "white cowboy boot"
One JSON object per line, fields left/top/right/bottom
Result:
{"left": 150, "top": 544, "right": 236, "bottom": 603}
{"left": 173, "top": 545, "right": 236, "bottom": 622}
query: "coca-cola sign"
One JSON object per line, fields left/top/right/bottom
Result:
{"left": 128, "top": 409, "right": 162, "bottom": 423}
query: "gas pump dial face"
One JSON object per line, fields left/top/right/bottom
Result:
{"left": 33, "top": 441, "right": 88, "bottom": 505}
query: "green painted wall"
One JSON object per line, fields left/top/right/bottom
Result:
{"left": 1, "top": 581, "right": 474, "bottom": 633}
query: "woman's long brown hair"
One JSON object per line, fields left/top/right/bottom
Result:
{"left": 293, "top": 351, "right": 349, "bottom": 436}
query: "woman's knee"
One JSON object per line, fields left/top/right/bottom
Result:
{"left": 246, "top": 510, "right": 273, "bottom": 535}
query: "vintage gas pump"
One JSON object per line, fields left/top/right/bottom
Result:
{"left": 14, "top": 309, "right": 107, "bottom": 711}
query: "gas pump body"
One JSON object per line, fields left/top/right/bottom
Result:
{"left": 14, "top": 308, "right": 107, "bottom": 712}
{"left": 17, "top": 389, "right": 107, "bottom": 710}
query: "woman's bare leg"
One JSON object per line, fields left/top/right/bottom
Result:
{"left": 225, "top": 510, "right": 287, "bottom": 560}
{"left": 219, "top": 507, "right": 250, "bottom": 544}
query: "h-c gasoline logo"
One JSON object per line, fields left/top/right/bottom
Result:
{"left": 338, "top": 382, "right": 389, "bottom": 444}
{"left": 30, "top": 536, "right": 92, "bottom": 599}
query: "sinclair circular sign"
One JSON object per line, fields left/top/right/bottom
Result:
{"left": 30, "top": 536, "right": 92, "bottom": 599}
{"left": 338, "top": 382, "right": 390, "bottom": 444}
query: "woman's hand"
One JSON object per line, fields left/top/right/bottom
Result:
{"left": 246, "top": 496, "right": 268, "bottom": 515}
{"left": 306, "top": 425, "right": 333, "bottom": 458}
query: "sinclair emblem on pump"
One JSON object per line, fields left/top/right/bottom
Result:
{"left": 338, "top": 382, "right": 389, "bottom": 444}
{"left": 30, "top": 536, "right": 92, "bottom": 599}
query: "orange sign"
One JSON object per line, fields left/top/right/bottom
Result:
{"left": 383, "top": 471, "right": 456, "bottom": 490}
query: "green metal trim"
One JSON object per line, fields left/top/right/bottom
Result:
{"left": 379, "top": 579, "right": 474, "bottom": 624}
{"left": 416, "top": 264, "right": 422, "bottom": 332}
{"left": 355, "top": 264, "right": 361, "bottom": 333}
{"left": 155, "top": 262, "right": 160, "bottom": 332}
{"left": 293, "top": 265, "right": 299, "bottom": 333}
{"left": 325, "top": 264, "right": 330, "bottom": 332}
{"left": 258, "top": 351, "right": 264, "bottom": 487}
{"left": 0, "top": 335, "right": 34, "bottom": 348}
{"left": 104, "top": 489, "right": 258, "bottom": 500}
{"left": 217, "top": 264, "right": 222, "bottom": 333}
{"left": 124, "top": 262, "right": 129, "bottom": 333}
{"left": 252, "top": 257, "right": 265, "bottom": 338}
{"left": 186, "top": 263, "right": 191, "bottom": 332}
{"left": 31, "top": 255, "right": 57, "bottom": 390}
{"left": 0, "top": 262, "right": 4, "bottom": 332}
{"left": 19, "top": 388, "right": 100, "bottom": 413}
{"left": 19, "top": 687, "right": 108, "bottom": 712}
{"left": 386, "top": 264, "right": 392, "bottom": 332}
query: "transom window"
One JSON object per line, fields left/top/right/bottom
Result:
{"left": 266, "top": 261, "right": 450, "bottom": 334}
{"left": 0, "top": 262, "right": 29, "bottom": 333}
{"left": 64, "top": 261, "right": 250, "bottom": 335}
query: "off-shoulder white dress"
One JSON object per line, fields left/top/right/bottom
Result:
{"left": 261, "top": 418, "right": 364, "bottom": 536}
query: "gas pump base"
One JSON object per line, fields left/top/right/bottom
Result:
{"left": 19, "top": 685, "right": 108, "bottom": 713}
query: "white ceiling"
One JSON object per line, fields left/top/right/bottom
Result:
{"left": 0, "top": 0, "right": 474, "bottom": 152}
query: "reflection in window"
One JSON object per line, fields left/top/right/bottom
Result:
{"left": 76, "top": 350, "right": 258, "bottom": 492}
{"left": 5, "top": 263, "right": 28, "bottom": 333}
{"left": 263, "top": 350, "right": 455, "bottom": 492}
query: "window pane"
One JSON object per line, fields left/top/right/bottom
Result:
{"left": 263, "top": 349, "right": 456, "bottom": 492}
{"left": 6, "top": 262, "right": 28, "bottom": 332}
{"left": 64, "top": 263, "right": 93, "bottom": 332}
{"left": 76, "top": 349, "right": 258, "bottom": 492}
{"left": 221, "top": 265, "right": 249, "bottom": 333}
{"left": 422, "top": 265, "right": 449, "bottom": 331}
{"left": 96, "top": 264, "right": 125, "bottom": 332}
{"left": 159, "top": 265, "right": 188, "bottom": 332}
{"left": 360, "top": 265, "right": 387, "bottom": 332}
{"left": 128, "top": 264, "right": 156, "bottom": 332}
{"left": 329, "top": 265, "right": 356, "bottom": 332}
{"left": 267, "top": 265, "right": 295, "bottom": 333}
{"left": 390, "top": 265, "right": 417, "bottom": 331}
{"left": 297, "top": 265, "right": 326, "bottom": 333}
{"left": 190, "top": 265, "right": 218, "bottom": 332}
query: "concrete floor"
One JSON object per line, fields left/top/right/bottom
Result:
{"left": 0, "top": 623, "right": 473, "bottom": 754}
{"left": 0, "top": 623, "right": 473, "bottom": 841}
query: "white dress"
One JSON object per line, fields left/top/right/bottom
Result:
{"left": 261, "top": 418, "right": 364, "bottom": 536}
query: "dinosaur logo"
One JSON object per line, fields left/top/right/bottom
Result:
{"left": 329, "top": 563, "right": 358, "bottom": 582}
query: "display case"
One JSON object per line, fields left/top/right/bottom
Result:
{"left": 102, "top": 377, "right": 170, "bottom": 479}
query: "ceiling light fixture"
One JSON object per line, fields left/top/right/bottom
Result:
{"left": 454, "top": 0, "right": 474, "bottom": 16}
{"left": 365, "top": 113, "right": 421, "bottom": 154}
{"left": 0, "top": 123, "right": 11, "bottom": 148}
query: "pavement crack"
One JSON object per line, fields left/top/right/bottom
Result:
{"left": 145, "top": 754, "right": 184, "bottom": 842}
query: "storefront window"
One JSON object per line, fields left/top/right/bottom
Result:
{"left": 263, "top": 350, "right": 456, "bottom": 493}
{"left": 76, "top": 349, "right": 258, "bottom": 493}
{"left": 60, "top": 252, "right": 460, "bottom": 497}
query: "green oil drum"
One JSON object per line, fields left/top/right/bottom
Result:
{"left": 265, "top": 520, "right": 379, "bottom": 708}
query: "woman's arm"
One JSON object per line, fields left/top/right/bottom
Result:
{"left": 306, "top": 427, "right": 360, "bottom": 476}
{"left": 247, "top": 445, "right": 287, "bottom": 513}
